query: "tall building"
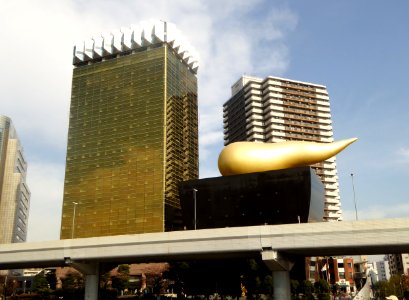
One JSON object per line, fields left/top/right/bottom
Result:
{"left": 0, "top": 115, "right": 30, "bottom": 244}
{"left": 60, "top": 21, "right": 199, "bottom": 239}
{"left": 387, "top": 253, "right": 409, "bottom": 276}
{"left": 223, "top": 75, "right": 341, "bottom": 221}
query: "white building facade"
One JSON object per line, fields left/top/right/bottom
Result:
{"left": 0, "top": 115, "right": 30, "bottom": 244}
{"left": 223, "top": 76, "right": 342, "bottom": 221}
{"left": 376, "top": 259, "right": 391, "bottom": 281}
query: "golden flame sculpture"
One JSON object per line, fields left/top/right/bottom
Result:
{"left": 218, "top": 138, "right": 357, "bottom": 176}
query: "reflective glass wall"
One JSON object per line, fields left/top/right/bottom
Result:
{"left": 60, "top": 44, "right": 198, "bottom": 239}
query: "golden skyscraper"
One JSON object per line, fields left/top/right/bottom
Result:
{"left": 60, "top": 21, "right": 198, "bottom": 239}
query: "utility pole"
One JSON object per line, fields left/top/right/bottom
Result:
{"left": 351, "top": 173, "right": 358, "bottom": 220}
{"left": 72, "top": 202, "right": 78, "bottom": 239}
{"left": 193, "top": 188, "right": 198, "bottom": 230}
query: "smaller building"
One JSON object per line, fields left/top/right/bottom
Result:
{"left": 179, "top": 167, "right": 324, "bottom": 230}
{"left": 376, "top": 259, "right": 391, "bottom": 281}
{"left": 306, "top": 257, "right": 356, "bottom": 294}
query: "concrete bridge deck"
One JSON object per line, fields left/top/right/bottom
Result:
{"left": 1, "top": 218, "right": 409, "bottom": 300}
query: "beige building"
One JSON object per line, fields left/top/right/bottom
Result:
{"left": 223, "top": 75, "right": 342, "bottom": 221}
{"left": 0, "top": 115, "right": 30, "bottom": 244}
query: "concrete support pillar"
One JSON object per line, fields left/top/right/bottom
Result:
{"left": 66, "top": 260, "right": 99, "bottom": 300}
{"left": 261, "top": 250, "right": 294, "bottom": 300}
{"left": 272, "top": 271, "right": 291, "bottom": 300}
{"left": 84, "top": 273, "right": 99, "bottom": 300}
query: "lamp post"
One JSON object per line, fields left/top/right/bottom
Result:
{"left": 193, "top": 188, "right": 198, "bottom": 230}
{"left": 23, "top": 280, "right": 26, "bottom": 294}
{"left": 350, "top": 173, "right": 358, "bottom": 221}
{"left": 71, "top": 201, "right": 78, "bottom": 239}
{"left": 3, "top": 275, "right": 7, "bottom": 300}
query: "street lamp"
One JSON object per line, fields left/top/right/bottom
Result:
{"left": 3, "top": 275, "right": 7, "bottom": 300}
{"left": 350, "top": 173, "right": 358, "bottom": 221}
{"left": 71, "top": 202, "right": 78, "bottom": 239}
{"left": 193, "top": 188, "right": 198, "bottom": 230}
{"left": 23, "top": 280, "right": 26, "bottom": 294}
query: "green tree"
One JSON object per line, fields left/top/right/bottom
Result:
{"left": 60, "top": 272, "right": 85, "bottom": 300}
{"left": 299, "top": 280, "right": 314, "bottom": 300}
{"left": 32, "top": 272, "right": 50, "bottom": 291}
{"left": 32, "top": 271, "right": 52, "bottom": 299}
{"left": 261, "top": 275, "right": 274, "bottom": 299}
{"left": 314, "top": 279, "right": 330, "bottom": 300}
{"left": 100, "top": 271, "right": 111, "bottom": 289}
{"left": 314, "top": 279, "right": 330, "bottom": 293}
{"left": 62, "top": 271, "right": 84, "bottom": 289}
{"left": 111, "top": 264, "right": 130, "bottom": 292}
{"left": 290, "top": 279, "right": 299, "bottom": 298}
{"left": 163, "top": 261, "right": 190, "bottom": 296}
{"left": 45, "top": 269, "right": 57, "bottom": 290}
{"left": 242, "top": 259, "right": 262, "bottom": 298}
{"left": 372, "top": 280, "right": 389, "bottom": 299}
{"left": 389, "top": 274, "right": 405, "bottom": 298}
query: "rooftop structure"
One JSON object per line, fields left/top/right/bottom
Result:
{"left": 72, "top": 20, "right": 198, "bottom": 73}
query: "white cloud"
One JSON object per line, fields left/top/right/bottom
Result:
{"left": 0, "top": 0, "right": 298, "bottom": 241}
{"left": 200, "top": 131, "right": 224, "bottom": 148}
{"left": 398, "top": 147, "right": 409, "bottom": 163}
{"left": 26, "top": 161, "right": 65, "bottom": 242}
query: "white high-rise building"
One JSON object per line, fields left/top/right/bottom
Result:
{"left": 376, "top": 259, "right": 391, "bottom": 281}
{"left": 0, "top": 115, "right": 30, "bottom": 244}
{"left": 223, "top": 75, "right": 341, "bottom": 221}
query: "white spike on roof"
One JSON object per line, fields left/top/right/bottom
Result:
{"left": 121, "top": 27, "right": 133, "bottom": 51}
{"left": 93, "top": 36, "right": 104, "bottom": 57}
{"left": 73, "top": 42, "right": 84, "bottom": 64}
{"left": 84, "top": 39, "right": 94, "bottom": 61}
{"left": 111, "top": 30, "right": 123, "bottom": 53}
{"left": 73, "top": 20, "right": 199, "bottom": 73}
{"left": 101, "top": 32, "right": 114, "bottom": 55}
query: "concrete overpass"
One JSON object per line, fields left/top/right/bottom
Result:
{"left": 1, "top": 218, "right": 409, "bottom": 300}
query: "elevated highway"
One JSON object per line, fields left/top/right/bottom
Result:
{"left": 1, "top": 218, "right": 409, "bottom": 300}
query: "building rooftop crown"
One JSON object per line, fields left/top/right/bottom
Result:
{"left": 72, "top": 20, "right": 199, "bottom": 73}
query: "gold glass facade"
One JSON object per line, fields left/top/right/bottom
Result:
{"left": 60, "top": 44, "right": 198, "bottom": 239}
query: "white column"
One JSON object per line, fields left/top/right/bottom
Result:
{"left": 261, "top": 250, "right": 294, "bottom": 300}
{"left": 84, "top": 274, "right": 99, "bottom": 300}
{"left": 66, "top": 260, "right": 99, "bottom": 300}
{"left": 272, "top": 271, "right": 291, "bottom": 300}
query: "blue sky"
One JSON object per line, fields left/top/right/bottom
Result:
{"left": 1, "top": 0, "right": 408, "bottom": 243}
